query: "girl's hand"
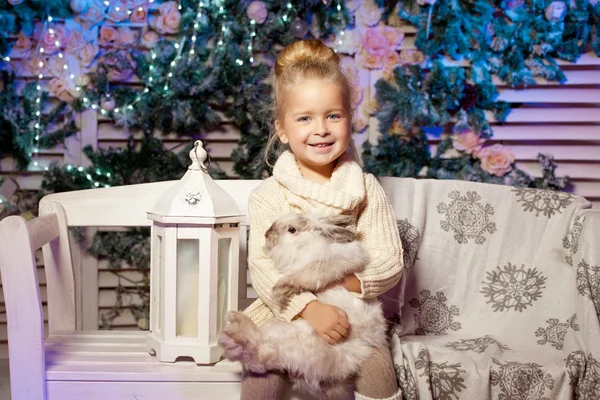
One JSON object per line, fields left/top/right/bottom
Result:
{"left": 340, "top": 273, "right": 362, "bottom": 293}
{"left": 299, "top": 300, "right": 350, "bottom": 345}
{"left": 321, "top": 273, "right": 362, "bottom": 293}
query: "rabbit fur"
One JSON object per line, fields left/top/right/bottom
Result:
{"left": 218, "top": 213, "right": 388, "bottom": 399}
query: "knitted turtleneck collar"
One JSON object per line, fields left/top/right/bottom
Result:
{"left": 272, "top": 150, "right": 366, "bottom": 211}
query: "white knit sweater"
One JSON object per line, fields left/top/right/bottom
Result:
{"left": 244, "top": 150, "right": 404, "bottom": 326}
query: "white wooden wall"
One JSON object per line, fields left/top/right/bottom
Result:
{"left": 1, "top": 24, "right": 599, "bottom": 359}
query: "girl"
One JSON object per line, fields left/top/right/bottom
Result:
{"left": 242, "top": 39, "right": 404, "bottom": 400}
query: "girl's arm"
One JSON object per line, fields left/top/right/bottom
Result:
{"left": 247, "top": 187, "right": 318, "bottom": 322}
{"left": 353, "top": 174, "right": 404, "bottom": 299}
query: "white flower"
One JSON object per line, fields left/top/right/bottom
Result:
{"left": 356, "top": 0, "right": 383, "bottom": 27}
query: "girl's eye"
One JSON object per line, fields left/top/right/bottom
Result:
{"left": 287, "top": 226, "right": 297, "bottom": 234}
{"left": 297, "top": 116, "right": 310, "bottom": 122}
{"left": 328, "top": 114, "right": 341, "bottom": 120}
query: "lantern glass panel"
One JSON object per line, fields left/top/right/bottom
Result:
{"left": 176, "top": 239, "right": 199, "bottom": 337}
{"left": 217, "top": 237, "right": 231, "bottom": 334}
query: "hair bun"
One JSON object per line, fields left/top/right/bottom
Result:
{"left": 274, "top": 40, "right": 340, "bottom": 77}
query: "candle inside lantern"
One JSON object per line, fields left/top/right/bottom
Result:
{"left": 176, "top": 239, "right": 199, "bottom": 337}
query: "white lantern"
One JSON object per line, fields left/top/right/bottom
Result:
{"left": 146, "top": 140, "right": 243, "bottom": 364}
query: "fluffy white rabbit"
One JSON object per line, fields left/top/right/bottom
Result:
{"left": 218, "top": 213, "right": 388, "bottom": 399}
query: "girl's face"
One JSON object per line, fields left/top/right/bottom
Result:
{"left": 276, "top": 79, "right": 351, "bottom": 181}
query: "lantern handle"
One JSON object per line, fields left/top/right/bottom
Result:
{"left": 189, "top": 140, "right": 211, "bottom": 173}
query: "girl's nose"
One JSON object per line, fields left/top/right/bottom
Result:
{"left": 314, "top": 118, "right": 330, "bottom": 136}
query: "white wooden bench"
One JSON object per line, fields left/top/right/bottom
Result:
{"left": 0, "top": 180, "right": 319, "bottom": 400}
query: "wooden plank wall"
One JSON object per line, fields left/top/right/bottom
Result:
{"left": 1, "top": 22, "right": 599, "bottom": 359}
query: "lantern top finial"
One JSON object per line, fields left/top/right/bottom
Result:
{"left": 147, "top": 141, "right": 243, "bottom": 223}
{"left": 189, "top": 140, "right": 208, "bottom": 171}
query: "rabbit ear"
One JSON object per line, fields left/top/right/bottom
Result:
{"left": 326, "top": 214, "right": 354, "bottom": 228}
{"left": 322, "top": 225, "right": 355, "bottom": 243}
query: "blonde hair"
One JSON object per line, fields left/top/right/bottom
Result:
{"left": 263, "top": 40, "right": 358, "bottom": 166}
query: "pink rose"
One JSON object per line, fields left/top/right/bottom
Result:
{"left": 106, "top": 3, "right": 130, "bottom": 22}
{"left": 13, "top": 31, "right": 33, "bottom": 52}
{"left": 99, "top": 25, "right": 118, "bottom": 46}
{"left": 130, "top": 5, "right": 147, "bottom": 23}
{"left": 340, "top": 56, "right": 363, "bottom": 106}
{"left": 65, "top": 28, "right": 86, "bottom": 54}
{"left": 358, "top": 27, "right": 389, "bottom": 69}
{"left": 246, "top": 1, "right": 268, "bottom": 24}
{"left": 8, "top": 0, "right": 24, "bottom": 5}
{"left": 140, "top": 29, "right": 159, "bottom": 49}
{"left": 476, "top": 144, "right": 516, "bottom": 177}
{"left": 75, "top": 74, "right": 91, "bottom": 88}
{"left": 398, "top": 49, "right": 425, "bottom": 65}
{"left": 41, "top": 25, "right": 67, "bottom": 54}
{"left": 453, "top": 129, "right": 485, "bottom": 154}
{"left": 26, "top": 55, "right": 47, "bottom": 76}
{"left": 353, "top": 117, "right": 368, "bottom": 133}
{"left": 115, "top": 27, "right": 138, "bottom": 48}
{"left": 48, "top": 78, "right": 75, "bottom": 102}
{"left": 78, "top": 41, "right": 99, "bottom": 67}
{"left": 382, "top": 26, "right": 404, "bottom": 51}
{"left": 47, "top": 56, "right": 68, "bottom": 77}
{"left": 79, "top": 5, "right": 105, "bottom": 27}
{"left": 158, "top": 0, "right": 178, "bottom": 14}
{"left": 361, "top": 27, "right": 389, "bottom": 58}
{"left": 152, "top": 1, "right": 181, "bottom": 34}
{"left": 383, "top": 51, "right": 401, "bottom": 79}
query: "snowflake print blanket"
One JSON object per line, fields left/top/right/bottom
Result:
{"left": 378, "top": 177, "right": 600, "bottom": 400}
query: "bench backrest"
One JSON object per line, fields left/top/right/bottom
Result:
{"left": 37, "top": 179, "right": 261, "bottom": 333}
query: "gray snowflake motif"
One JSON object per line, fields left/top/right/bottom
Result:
{"left": 397, "top": 219, "right": 420, "bottom": 270}
{"left": 480, "top": 263, "right": 547, "bottom": 312}
{"left": 395, "top": 362, "right": 418, "bottom": 400}
{"left": 183, "top": 189, "right": 203, "bottom": 207}
{"left": 563, "top": 215, "right": 584, "bottom": 267}
{"left": 565, "top": 350, "right": 600, "bottom": 400}
{"left": 535, "top": 314, "right": 579, "bottom": 350}
{"left": 490, "top": 358, "right": 555, "bottom": 400}
{"left": 576, "top": 259, "right": 600, "bottom": 320}
{"left": 415, "top": 349, "right": 467, "bottom": 400}
{"left": 512, "top": 187, "right": 575, "bottom": 218}
{"left": 445, "top": 335, "right": 511, "bottom": 353}
{"left": 437, "top": 191, "right": 497, "bottom": 244}
{"left": 409, "top": 289, "right": 462, "bottom": 335}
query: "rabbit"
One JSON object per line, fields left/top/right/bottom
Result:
{"left": 218, "top": 213, "right": 388, "bottom": 399}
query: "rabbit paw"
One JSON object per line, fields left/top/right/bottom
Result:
{"left": 218, "top": 311, "right": 267, "bottom": 373}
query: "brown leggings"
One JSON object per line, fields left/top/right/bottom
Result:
{"left": 240, "top": 346, "right": 398, "bottom": 400}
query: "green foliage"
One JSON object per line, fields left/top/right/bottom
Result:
{"left": 0, "top": 71, "right": 77, "bottom": 169}
{"left": 386, "top": 0, "right": 600, "bottom": 87}
{"left": 41, "top": 135, "right": 226, "bottom": 194}
{"left": 374, "top": 62, "right": 510, "bottom": 137}
{"left": 362, "top": 131, "right": 431, "bottom": 177}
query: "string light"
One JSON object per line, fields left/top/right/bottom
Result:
{"left": 60, "top": 164, "right": 113, "bottom": 188}
{"left": 31, "top": 16, "right": 53, "bottom": 168}
{"left": 249, "top": 19, "right": 256, "bottom": 63}
{"left": 333, "top": 1, "right": 345, "bottom": 52}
